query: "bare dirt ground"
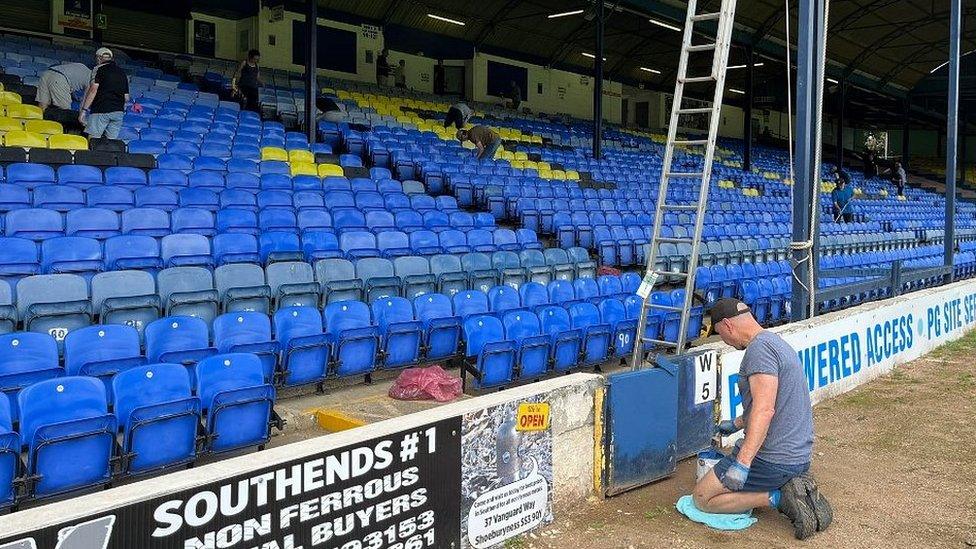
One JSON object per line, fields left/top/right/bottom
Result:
{"left": 514, "top": 332, "right": 976, "bottom": 549}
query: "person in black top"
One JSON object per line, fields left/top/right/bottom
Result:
{"left": 78, "top": 47, "right": 129, "bottom": 139}
{"left": 433, "top": 59, "right": 445, "bottom": 95}
{"left": 507, "top": 80, "right": 522, "bottom": 110}
{"left": 377, "top": 49, "right": 392, "bottom": 87}
{"left": 233, "top": 49, "right": 263, "bottom": 113}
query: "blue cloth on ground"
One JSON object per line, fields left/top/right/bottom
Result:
{"left": 675, "top": 495, "right": 757, "bottom": 531}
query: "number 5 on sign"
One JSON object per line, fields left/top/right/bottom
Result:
{"left": 694, "top": 351, "right": 718, "bottom": 405}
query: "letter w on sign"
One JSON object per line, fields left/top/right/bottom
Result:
{"left": 694, "top": 351, "right": 718, "bottom": 405}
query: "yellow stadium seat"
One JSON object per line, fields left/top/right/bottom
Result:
{"left": 0, "top": 117, "right": 22, "bottom": 132}
{"left": 25, "top": 119, "right": 63, "bottom": 135}
{"left": 261, "top": 146, "right": 288, "bottom": 161}
{"left": 5, "top": 104, "right": 42, "bottom": 120}
{"left": 0, "top": 83, "right": 3, "bottom": 91}
{"left": 48, "top": 133, "right": 88, "bottom": 151}
{"left": 550, "top": 170, "right": 566, "bottom": 180}
{"left": 4, "top": 131, "right": 47, "bottom": 148}
{"left": 514, "top": 151, "right": 528, "bottom": 161}
{"left": 0, "top": 91, "right": 21, "bottom": 105}
{"left": 290, "top": 163, "right": 318, "bottom": 177}
{"left": 538, "top": 169, "right": 553, "bottom": 179}
{"left": 318, "top": 163, "right": 345, "bottom": 177}
{"left": 565, "top": 170, "right": 580, "bottom": 180}
{"left": 288, "top": 149, "right": 314, "bottom": 164}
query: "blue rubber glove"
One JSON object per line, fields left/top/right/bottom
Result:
{"left": 721, "top": 461, "right": 750, "bottom": 491}
{"left": 717, "top": 419, "right": 741, "bottom": 435}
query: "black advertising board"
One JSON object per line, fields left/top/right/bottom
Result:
{"left": 0, "top": 418, "right": 461, "bottom": 549}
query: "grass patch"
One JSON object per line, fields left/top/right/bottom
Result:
{"left": 504, "top": 537, "right": 526, "bottom": 549}
{"left": 588, "top": 520, "right": 607, "bottom": 530}
{"left": 839, "top": 390, "right": 887, "bottom": 410}
{"left": 958, "top": 372, "right": 975, "bottom": 390}
{"left": 644, "top": 506, "right": 672, "bottom": 521}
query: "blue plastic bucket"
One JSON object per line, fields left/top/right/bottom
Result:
{"left": 696, "top": 449, "right": 725, "bottom": 482}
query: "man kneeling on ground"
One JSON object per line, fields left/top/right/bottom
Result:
{"left": 694, "top": 299, "right": 833, "bottom": 540}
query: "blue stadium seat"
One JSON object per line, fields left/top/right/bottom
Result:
{"left": 0, "top": 396, "right": 19, "bottom": 508}
{"left": 518, "top": 281, "right": 549, "bottom": 309}
{"left": 161, "top": 234, "right": 213, "bottom": 268}
{"left": 538, "top": 305, "right": 582, "bottom": 371}
{"left": 64, "top": 324, "right": 144, "bottom": 401}
{"left": 462, "top": 315, "right": 515, "bottom": 389}
{"left": 7, "top": 163, "right": 55, "bottom": 190}
{"left": 0, "top": 184, "right": 30, "bottom": 211}
{"left": 135, "top": 187, "right": 179, "bottom": 211}
{"left": 113, "top": 363, "right": 200, "bottom": 474}
{"left": 33, "top": 185, "right": 84, "bottom": 212}
{"left": 569, "top": 302, "right": 611, "bottom": 365}
{"left": 213, "top": 311, "right": 279, "bottom": 381}
{"left": 599, "top": 298, "right": 637, "bottom": 358}
{"left": 324, "top": 301, "right": 378, "bottom": 377}
{"left": 413, "top": 293, "right": 460, "bottom": 361}
{"left": 19, "top": 377, "right": 115, "bottom": 498}
{"left": 548, "top": 279, "right": 575, "bottom": 304}
{"left": 502, "top": 310, "right": 549, "bottom": 379}
{"left": 0, "top": 236, "right": 39, "bottom": 277}
{"left": 6, "top": 208, "right": 63, "bottom": 241}
{"left": 145, "top": 316, "right": 217, "bottom": 378}
{"left": 273, "top": 306, "right": 330, "bottom": 387}
{"left": 121, "top": 208, "right": 170, "bottom": 237}
{"left": 196, "top": 353, "right": 275, "bottom": 453}
{"left": 58, "top": 165, "right": 103, "bottom": 190}
{"left": 372, "top": 297, "right": 422, "bottom": 368}
{"left": 0, "top": 332, "right": 61, "bottom": 421}
{"left": 65, "top": 208, "right": 120, "bottom": 239}
{"left": 87, "top": 186, "right": 135, "bottom": 212}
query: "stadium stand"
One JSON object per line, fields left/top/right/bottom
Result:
{"left": 0, "top": 29, "right": 973, "bottom": 507}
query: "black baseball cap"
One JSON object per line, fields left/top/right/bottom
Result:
{"left": 711, "top": 298, "right": 751, "bottom": 325}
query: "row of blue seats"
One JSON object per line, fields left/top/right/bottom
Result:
{"left": 0, "top": 355, "right": 275, "bottom": 505}
{"left": 0, "top": 230, "right": 545, "bottom": 275}
{"left": 0, "top": 251, "right": 602, "bottom": 342}
{"left": 0, "top": 165, "right": 408, "bottom": 191}
{"left": 0, "top": 187, "right": 463, "bottom": 214}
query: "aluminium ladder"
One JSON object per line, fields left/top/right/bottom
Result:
{"left": 630, "top": 0, "right": 738, "bottom": 368}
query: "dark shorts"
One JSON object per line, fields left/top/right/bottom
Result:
{"left": 712, "top": 445, "right": 809, "bottom": 493}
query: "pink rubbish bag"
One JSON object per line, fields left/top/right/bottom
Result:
{"left": 388, "top": 365, "right": 462, "bottom": 402}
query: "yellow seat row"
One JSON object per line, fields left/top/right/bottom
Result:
{"left": 2, "top": 131, "right": 87, "bottom": 150}
{"left": 1, "top": 104, "right": 42, "bottom": 120}
{"left": 0, "top": 117, "right": 63, "bottom": 135}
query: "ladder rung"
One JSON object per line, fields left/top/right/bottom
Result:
{"left": 679, "top": 75, "right": 716, "bottom": 83}
{"left": 673, "top": 139, "right": 708, "bottom": 146}
{"left": 643, "top": 338, "right": 679, "bottom": 348}
{"left": 648, "top": 304, "right": 683, "bottom": 312}
{"left": 690, "top": 12, "right": 722, "bottom": 22}
{"left": 666, "top": 172, "right": 705, "bottom": 178}
{"left": 676, "top": 107, "right": 713, "bottom": 115}
{"left": 651, "top": 270, "right": 688, "bottom": 278}
{"left": 655, "top": 237, "right": 694, "bottom": 244}
{"left": 686, "top": 43, "right": 717, "bottom": 52}
{"left": 660, "top": 203, "right": 699, "bottom": 211}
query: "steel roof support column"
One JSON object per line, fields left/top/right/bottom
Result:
{"left": 836, "top": 80, "right": 846, "bottom": 169}
{"left": 902, "top": 96, "right": 911, "bottom": 169}
{"left": 593, "top": 0, "right": 605, "bottom": 160}
{"left": 304, "top": 0, "right": 318, "bottom": 144}
{"left": 791, "top": 0, "right": 826, "bottom": 321}
{"left": 743, "top": 45, "right": 754, "bottom": 173}
{"left": 945, "top": 0, "right": 961, "bottom": 279}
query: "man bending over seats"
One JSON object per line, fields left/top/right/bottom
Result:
{"left": 694, "top": 298, "right": 833, "bottom": 540}
{"left": 443, "top": 101, "right": 473, "bottom": 130}
{"left": 36, "top": 61, "right": 90, "bottom": 132}
{"left": 457, "top": 125, "right": 501, "bottom": 161}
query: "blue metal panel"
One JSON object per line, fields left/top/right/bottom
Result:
{"left": 660, "top": 353, "right": 715, "bottom": 460}
{"left": 945, "top": 0, "right": 961, "bottom": 275}
{"left": 604, "top": 366, "right": 677, "bottom": 496}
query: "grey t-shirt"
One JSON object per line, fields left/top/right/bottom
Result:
{"left": 453, "top": 102, "right": 473, "bottom": 123}
{"left": 738, "top": 330, "right": 814, "bottom": 465}
{"left": 49, "top": 62, "right": 92, "bottom": 93}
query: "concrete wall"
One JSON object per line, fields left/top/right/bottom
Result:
{"left": 257, "top": 7, "right": 383, "bottom": 84}
{"left": 0, "top": 373, "right": 603, "bottom": 539}
{"left": 472, "top": 53, "right": 623, "bottom": 124}
{"left": 186, "top": 12, "right": 256, "bottom": 61}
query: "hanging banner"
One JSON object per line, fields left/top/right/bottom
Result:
{"left": 460, "top": 397, "right": 554, "bottom": 549}
{"left": 0, "top": 419, "right": 462, "bottom": 549}
{"left": 59, "top": 0, "right": 93, "bottom": 31}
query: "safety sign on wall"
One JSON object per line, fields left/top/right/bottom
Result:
{"left": 460, "top": 397, "right": 554, "bottom": 549}
{"left": 0, "top": 419, "right": 462, "bottom": 549}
